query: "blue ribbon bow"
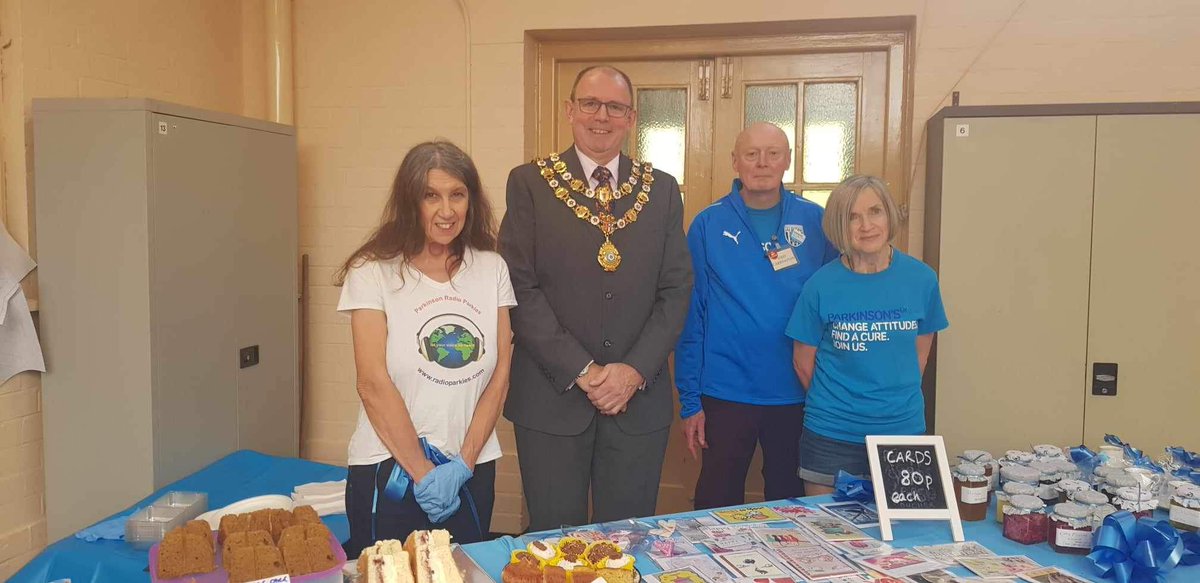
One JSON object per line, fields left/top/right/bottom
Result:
{"left": 832, "top": 470, "right": 874, "bottom": 503}
{"left": 1167, "top": 446, "right": 1200, "bottom": 470}
{"left": 1087, "top": 511, "right": 1197, "bottom": 583}
{"left": 1105, "top": 435, "right": 1165, "bottom": 475}
{"left": 1071, "top": 445, "right": 1108, "bottom": 477}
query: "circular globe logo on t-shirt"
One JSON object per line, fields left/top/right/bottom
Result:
{"left": 417, "top": 315, "right": 484, "bottom": 369}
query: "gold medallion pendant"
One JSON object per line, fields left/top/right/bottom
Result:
{"left": 598, "top": 238, "right": 621, "bottom": 272}
{"left": 534, "top": 153, "right": 654, "bottom": 272}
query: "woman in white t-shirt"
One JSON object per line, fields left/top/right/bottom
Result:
{"left": 335, "top": 141, "right": 515, "bottom": 555}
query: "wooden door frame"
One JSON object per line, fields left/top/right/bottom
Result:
{"left": 524, "top": 16, "right": 915, "bottom": 246}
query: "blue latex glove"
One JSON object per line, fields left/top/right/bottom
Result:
{"left": 74, "top": 512, "right": 132, "bottom": 542}
{"left": 414, "top": 457, "right": 472, "bottom": 523}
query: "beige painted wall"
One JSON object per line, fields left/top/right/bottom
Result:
{"left": 0, "top": 0, "right": 265, "bottom": 577}
{"left": 0, "top": 1, "right": 1196, "bottom": 572}
{"left": 293, "top": 0, "right": 1200, "bottom": 532}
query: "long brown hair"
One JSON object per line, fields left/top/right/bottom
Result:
{"left": 334, "top": 141, "right": 495, "bottom": 285}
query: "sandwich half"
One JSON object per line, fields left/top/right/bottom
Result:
{"left": 359, "top": 539, "right": 414, "bottom": 583}
{"left": 405, "top": 530, "right": 464, "bottom": 583}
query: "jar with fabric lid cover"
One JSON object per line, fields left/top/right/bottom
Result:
{"left": 1051, "top": 459, "right": 1082, "bottom": 481}
{"left": 1091, "top": 465, "right": 1116, "bottom": 487}
{"left": 1072, "top": 488, "right": 1109, "bottom": 509}
{"left": 1001, "top": 450, "right": 1036, "bottom": 467}
{"left": 1090, "top": 503, "right": 1119, "bottom": 529}
{"left": 1056, "top": 479, "right": 1091, "bottom": 504}
{"left": 952, "top": 463, "right": 990, "bottom": 521}
{"left": 1115, "top": 486, "right": 1157, "bottom": 520}
{"left": 1102, "top": 472, "right": 1139, "bottom": 505}
{"left": 959, "top": 450, "right": 996, "bottom": 489}
{"left": 1033, "top": 444, "right": 1065, "bottom": 461}
{"left": 996, "top": 482, "right": 1037, "bottom": 524}
{"left": 1003, "top": 494, "right": 1048, "bottom": 545}
{"left": 1169, "top": 484, "right": 1200, "bottom": 532}
{"left": 999, "top": 464, "right": 1040, "bottom": 491}
{"left": 1048, "top": 502, "right": 1094, "bottom": 555}
{"left": 1030, "top": 460, "right": 1063, "bottom": 507}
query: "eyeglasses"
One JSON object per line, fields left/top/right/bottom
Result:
{"left": 738, "top": 148, "right": 790, "bottom": 164}
{"left": 575, "top": 99, "right": 633, "bottom": 118}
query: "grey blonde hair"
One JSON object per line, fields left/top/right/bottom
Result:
{"left": 822, "top": 175, "right": 901, "bottom": 255}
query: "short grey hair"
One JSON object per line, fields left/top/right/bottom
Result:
{"left": 822, "top": 175, "right": 901, "bottom": 255}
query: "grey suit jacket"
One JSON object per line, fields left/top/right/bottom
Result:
{"left": 499, "top": 147, "right": 693, "bottom": 436}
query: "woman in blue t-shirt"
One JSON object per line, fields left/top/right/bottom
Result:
{"left": 785, "top": 175, "right": 948, "bottom": 495}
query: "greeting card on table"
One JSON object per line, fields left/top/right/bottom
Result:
{"left": 653, "top": 568, "right": 711, "bottom": 583}
{"left": 750, "top": 526, "right": 817, "bottom": 548}
{"left": 772, "top": 504, "right": 823, "bottom": 521}
{"left": 772, "top": 545, "right": 862, "bottom": 580}
{"left": 794, "top": 516, "right": 871, "bottom": 542}
{"left": 700, "top": 525, "right": 760, "bottom": 541}
{"left": 957, "top": 556, "right": 1042, "bottom": 578}
{"left": 904, "top": 569, "right": 961, "bottom": 583}
{"left": 1018, "top": 567, "right": 1092, "bottom": 583}
{"left": 910, "top": 542, "right": 996, "bottom": 564}
{"left": 656, "top": 553, "right": 734, "bottom": 583}
{"left": 711, "top": 506, "right": 787, "bottom": 524}
{"left": 829, "top": 538, "right": 893, "bottom": 557}
{"left": 701, "top": 535, "right": 758, "bottom": 554}
{"left": 853, "top": 550, "right": 945, "bottom": 578}
{"left": 712, "top": 549, "right": 792, "bottom": 579}
{"left": 677, "top": 517, "right": 723, "bottom": 542}
{"left": 647, "top": 538, "right": 703, "bottom": 561}
{"left": 819, "top": 501, "right": 880, "bottom": 527}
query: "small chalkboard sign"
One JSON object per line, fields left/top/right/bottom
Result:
{"left": 866, "top": 435, "right": 963, "bottom": 542}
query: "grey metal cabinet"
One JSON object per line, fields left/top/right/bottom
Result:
{"left": 33, "top": 98, "right": 299, "bottom": 540}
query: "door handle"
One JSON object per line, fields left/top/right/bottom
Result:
{"left": 1092, "top": 362, "right": 1118, "bottom": 396}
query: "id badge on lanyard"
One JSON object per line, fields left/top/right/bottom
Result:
{"left": 765, "top": 236, "right": 798, "bottom": 271}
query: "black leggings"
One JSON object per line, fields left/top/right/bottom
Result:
{"left": 343, "top": 458, "right": 495, "bottom": 559}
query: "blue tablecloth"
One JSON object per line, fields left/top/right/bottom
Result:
{"left": 460, "top": 497, "right": 1198, "bottom": 582}
{"left": 11, "top": 450, "right": 350, "bottom": 583}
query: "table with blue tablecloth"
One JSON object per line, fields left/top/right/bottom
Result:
{"left": 460, "top": 499, "right": 1198, "bottom": 583}
{"left": 13, "top": 450, "right": 1197, "bottom": 582}
{"left": 11, "top": 450, "right": 351, "bottom": 583}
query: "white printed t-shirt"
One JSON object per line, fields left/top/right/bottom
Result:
{"left": 337, "top": 249, "right": 516, "bottom": 466}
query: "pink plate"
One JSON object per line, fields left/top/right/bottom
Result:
{"left": 149, "top": 530, "right": 346, "bottom": 583}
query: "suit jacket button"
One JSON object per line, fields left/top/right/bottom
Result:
{"left": 603, "top": 339, "right": 612, "bottom": 348}
{"left": 604, "top": 292, "right": 613, "bottom": 300}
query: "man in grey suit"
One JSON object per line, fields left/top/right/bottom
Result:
{"left": 499, "top": 65, "right": 693, "bottom": 530}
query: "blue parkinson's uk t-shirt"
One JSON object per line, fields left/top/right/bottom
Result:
{"left": 785, "top": 250, "right": 949, "bottom": 444}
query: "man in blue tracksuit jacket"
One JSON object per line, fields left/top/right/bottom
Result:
{"left": 675, "top": 122, "right": 838, "bottom": 509}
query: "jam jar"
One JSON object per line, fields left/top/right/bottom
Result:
{"left": 1072, "top": 488, "right": 1110, "bottom": 509}
{"left": 1091, "top": 465, "right": 1116, "bottom": 487}
{"left": 1056, "top": 479, "right": 1091, "bottom": 504}
{"left": 1003, "top": 494, "right": 1048, "bottom": 545}
{"left": 996, "top": 482, "right": 1037, "bottom": 524}
{"left": 1166, "top": 480, "right": 1195, "bottom": 511}
{"left": 952, "top": 463, "right": 991, "bottom": 521}
{"left": 1030, "top": 460, "right": 1064, "bottom": 507}
{"left": 1033, "top": 444, "right": 1065, "bottom": 461}
{"left": 999, "top": 464, "right": 1040, "bottom": 492}
{"left": 1115, "top": 486, "right": 1157, "bottom": 519}
{"left": 1169, "top": 484, "right": 1200, "bottom": 532}
{"left": 1048, "top": 502, "right": 1094, "bottom": 555}
{"left": 959, "top": 450, "right": 996, "bottom": 489}
{"left": 1051, "top": 459, "right": 1082, "bottom": 482}
{"left": 1091, "top": 504, "right": 1118, "bottom": 529}
{"left": 1102, "top": 472, "right": 1139, "bottom": 505}
{"left": 1001, "top": 450, "right": 1036, "bottom": 468}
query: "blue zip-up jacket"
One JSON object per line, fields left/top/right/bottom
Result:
{"left": 674, "top": 180, "right": 838, "bottom": 418}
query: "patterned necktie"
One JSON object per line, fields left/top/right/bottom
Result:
{"left": 591, "top": 165, "right": 614, "bottom": 213}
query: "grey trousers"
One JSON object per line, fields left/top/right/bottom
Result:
{"left": 514, "top": 415, "right": 670, "bottom": 532}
